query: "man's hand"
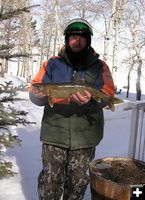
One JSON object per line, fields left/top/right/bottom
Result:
{"left": 70, "top": 90, "right": 91, "bottom": 105}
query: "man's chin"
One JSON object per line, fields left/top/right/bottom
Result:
{"left": 71, "top": 47, "right": 83, "bottom": 52}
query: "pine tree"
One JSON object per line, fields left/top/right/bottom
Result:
{"left": 0, "top": 1, "right": 40, "bottom": 177}
{"left": 0, "top": 81, "right": 35, "bottom": 177}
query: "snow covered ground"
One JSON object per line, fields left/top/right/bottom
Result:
{"left": 0, "top": 74, "right": 145, "bottom": 200}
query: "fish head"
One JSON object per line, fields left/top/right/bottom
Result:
{"left": 32, "top": 83, "right": 50, "bottom": 95}
{"left": 32, "top": 83, "right": 42, "bottom": 90}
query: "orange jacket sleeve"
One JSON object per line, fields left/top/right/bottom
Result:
{"left": 28, "top": 61, "right": 70, "bottom": 105}
{"left": 100, "top": 61, "right": 115, "bottom": 96}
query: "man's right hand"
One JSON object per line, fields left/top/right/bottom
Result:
{"left": 70, "top": 90, "right": 91, "bottom": 105}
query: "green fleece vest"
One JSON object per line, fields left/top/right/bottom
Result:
{"left": 40, "top": 60, "right": 104, "bottom": 150}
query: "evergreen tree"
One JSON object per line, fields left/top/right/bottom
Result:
{"left": 0, "top": 81, "right": 35, "bottom": 177}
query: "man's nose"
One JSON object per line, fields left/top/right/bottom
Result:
{"left": 75, "top": 36, "right": 81, "bottom": 43}
{"left": 75, "top": 36, "right": 81, "bottom": 40}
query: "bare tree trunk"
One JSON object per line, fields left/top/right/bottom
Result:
{"left": 103, "top": 0, "right": 117, "bottom": 63}
{"left": 0, "top": 59, "right": 5, "bottom": 77}
{"left": 111, "top": 17, "right": 118, "bottom": 88}
{"left": 81, "top": 0, "right": 86, "bottom": 18}
{"left": 20, "top": 62, "right": 24, "bottom": 77}
{"left": 39, "top": 0, "right": 51, "bottom": 66}
{"left": 126, "top": 65, "right": 134, "bottom": 98}
{"left": 16, "top": 58, "right": 20, "bottom": 76}
{"left": 46, "top": 34, "right": 53, "bottom": 60}
{"left": 54, "top": 0, "right": 63, "bottom": 51}
{"left": 136, "top": 60, "right": 142, "bottom": 100}
{"left": 4, "top": 58, "right": 8, "bottom": 74}
{"left": 111, "top": 0, "right": 126, "bottom": 87}
{"left": 126, "top": 74, "right": 130, "bottom": 98}
{"left": 3, "top": 19, "right": 11, "bottom": 74}
{"left": 19, "top": 0, "right": 32, "bottom": 78}
{"left": 53, "top": 35, "right": 57, "bottom": 56}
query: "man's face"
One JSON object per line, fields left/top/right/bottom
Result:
{"left": 68, "top": 34, "right": 87, "bottom": 52}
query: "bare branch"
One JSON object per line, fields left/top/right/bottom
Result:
{"left": 0, "top": 4, "right": 41, "bottom": 21}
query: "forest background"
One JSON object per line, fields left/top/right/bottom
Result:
{"left": 0, "top": 0, "right": 145, "bottom": 98}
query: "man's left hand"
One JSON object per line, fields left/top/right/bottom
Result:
{"left": 70, "top": 90, "right": 91, "bottom": 105}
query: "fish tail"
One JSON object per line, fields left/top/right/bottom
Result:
{"left": 93, "top": 93, "right": 123, "bottom": 111}
{"left": 110, "top": 96, "right": 124, "bottom": 104}
{"left": 92, "top": 94, "right": 115, "bottom": 112}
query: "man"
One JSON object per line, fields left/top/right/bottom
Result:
{"left": 29, "top": 18, "right": 115, "bottom": 200}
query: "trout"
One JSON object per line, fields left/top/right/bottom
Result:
{"left": 32, "top": 83, "right": 124, "bottom": 111}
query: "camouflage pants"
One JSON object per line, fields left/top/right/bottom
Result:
{"left": 38, "top": 144, "right": 95, "bottom": 200}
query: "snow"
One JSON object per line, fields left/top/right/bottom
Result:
{"left": 0, "top": 74, "right": 145, "bottom": 200}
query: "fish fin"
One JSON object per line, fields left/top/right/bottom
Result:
{"left": 107, "top": 103, "right": 115, "bottom": 112}
{"left": 107, "top": 96, "right": 123, "bottom": 111}
{"left": 48, "top": 97, "right": 54, "bottom": 108}
{"left": 93, "top": 95, "right": 115, "bottom": 112}
{"left": 111, "top": 96, "right": 124, "bottom": 104}
{"left": 107, "top": 96, "right": 124, "bottom": 111}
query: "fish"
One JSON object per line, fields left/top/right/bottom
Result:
{"left": 32, "top": 83, "right": 124, "bottom": 111}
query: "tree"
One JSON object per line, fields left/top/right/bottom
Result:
{"left": 123, "top": 0, "right": 145, "bottom": 100}
{"left": 0, "top": 0, "right": 40, "bottom": 77}
{"left": 0, "top": 81, "right": 35, "bottom": 177}
{"left": 0, "top": 0, "right": 38, "bottom": 177}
